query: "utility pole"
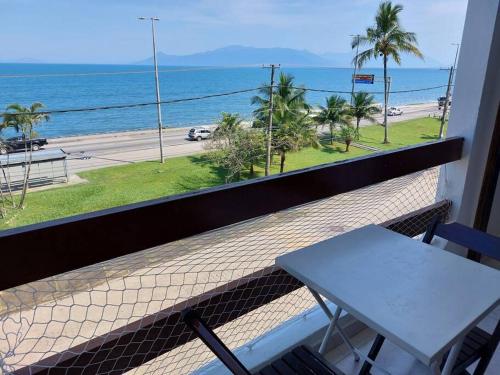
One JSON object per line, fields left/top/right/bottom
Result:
{"left": 450, "top": 43, "right": 460, "bottom": 88}
{"left": 139, "top": 16, "right": 165, "bottom": 163}
{"left": 438, "top": 43, "right": 459, "bottom": 139}
{"left": 263, "top": 64, "right": 279, "bottom": 176}
{"left": 451, "top": 43, "right": 460, "bottom": 79}
{"left": 439, "top": 66, "right": 454, "bottom": 139}
{"left": 350, "top": 34, "right": 360, "bottom": 105}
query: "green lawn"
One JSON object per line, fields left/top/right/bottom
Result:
{"left": 0, "top": 117, "right": 444, "bottom": 230}
{"left": 357, "top": 116, "right": 446, "bottom": 150}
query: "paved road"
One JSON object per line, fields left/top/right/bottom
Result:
{"left": 46, "top": 128, "right": 205, "bottom": 173}
{"left": 45, "top": 102, "right": 441, "bottom": 173}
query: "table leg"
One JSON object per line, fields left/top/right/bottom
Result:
{"left": 308, "top": 287, "right": 360, "bottom": 361}
{"left": 319, "top": 306, "right": 342, "bottom": 354}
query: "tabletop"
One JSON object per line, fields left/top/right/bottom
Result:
{"left": 276, "top": 224, "right": 500, "bottom": 366}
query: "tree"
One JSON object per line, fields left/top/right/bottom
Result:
{"left": 314, "top": 95, "right": 351, "bottom": 145}
{"left": 252, "top": 73, "right": 308, "bottom": 128}
{"left": 350, "top": 91, "right": 381, "bottom": 138}
{"left": 251, "top": 73, "right": 309, "bottom": 171}
{"left": 339, "top": 125, "right": 358, "bottom": 152}
{"left": 273, "top": 113, "right": 319, "bottom": 173}
{"left": 352, "top": 1, "right": 423, "bottom": 143}
{"left": 207, "top": 113, "right": 265, "bottom": 182}
{"left": 237, "top": 129, "right": 266, "bottom": 176}
{"left": 0, "top": 130, "right": 15, "bottom": 217}
{"left": 2, "top": 102, "right": 49, "bottom": 208}
{"left": 215, "top": 112, "right": 243, "bottom": 135}
{"left": 212, "top": 112, "right": 243, "bottom": 149}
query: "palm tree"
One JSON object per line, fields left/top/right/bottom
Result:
{"left": 2, "top": 102, "right": 49, "bottom": 207}
{"left": 252, "top": 72, "right": 308, "bottom": 127}
{"left": 214, "top": 112, "right": 243, "bottom": 145}
{"left": 217, "top": 112, "right": 243, "bottom": 132}
{"left": 339, "top": 125, "right": 358, "bottom": 152}
{"left": 273, "top": 113, "right": 319, "bottom": 173}
{"left": 251, "top": 73, "right": 310, "bottom": 173}
{"left": 314, "top": 95, "right": 351, "bottom": 145}
{"left": 350, "top": 92, "right": 381, "bottom": 139}
{"left": 352, "top": 1, "right": 423, "bottom": 143}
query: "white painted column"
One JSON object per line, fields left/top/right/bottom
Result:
{"left": 436, "top": 0, "right": 500, "bottom": 254}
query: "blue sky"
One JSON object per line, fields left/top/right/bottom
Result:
{"left": 0, "top": 0, "right": 468, "bottom": 65}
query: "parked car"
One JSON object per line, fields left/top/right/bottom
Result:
{"left": 387, "top": 107, "right": 403, "bottom": 116}
{"left": 188, "top": 127, "right": 212, "bottom": 141}
{"left": 0, "top": 136, "right": 48, "bottom": 155}
{"left": 438, "top": 96, "right": 452, "bottom": 109}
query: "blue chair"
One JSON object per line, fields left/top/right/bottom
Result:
{"left": 360, "top": 218, "right": 500, "bottom": 375}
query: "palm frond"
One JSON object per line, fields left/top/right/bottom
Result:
{"left": 354, "top": 48, "right": 376, "bottom": 68}
{"left": 390, "top": 50, "right": 402, "bottom": 65}
{"left": 397, "top": 41, "right": 424, "bottom": 58}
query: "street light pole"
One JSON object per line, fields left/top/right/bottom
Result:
{"left": 139, "top": 16, "right": 165, "bottom": 163}
{"left": 350, "top": 34, "right": 360, "bottom": 105}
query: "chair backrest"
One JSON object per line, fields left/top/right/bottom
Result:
{"left": 424, "top": 217, "right": 500, "bottom": 375}
{"left": 181, "top": 308, "right": 251, "bottom": 375}
{"left": 423, "top": 216, "right": 500, "bottom": 261}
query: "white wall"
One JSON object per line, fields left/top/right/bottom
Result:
{"left": 437, "top": 0, "right": 500, "bottom": 243}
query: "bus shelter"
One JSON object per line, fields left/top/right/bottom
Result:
{"left": 0, "top": 149, "right": 69, "bottom": 191}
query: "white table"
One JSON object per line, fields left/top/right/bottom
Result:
{"left": 276, "top": 225, "right": 500, "bottom": 375}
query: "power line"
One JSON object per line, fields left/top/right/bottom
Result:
{"left": 0, "top": 84, "right": 450, "bottom": 118}
{"left": 291, "top": 84, "right": 450, "bottom": 95}
{"left": 385, "top": 84, "right": 451, "bottom": 94}
{"left": 0, "top": 87, "right": 263, "bottom": 116}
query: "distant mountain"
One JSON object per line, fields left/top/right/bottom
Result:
{"left": 135, "top": 45, "right": 332, "bottom": 67}
{"left": 135, "top": 45, "right": 442, "bottom": 68}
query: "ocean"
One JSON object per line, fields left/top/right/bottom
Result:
{"left": 0, "top": 64, "right": 449, "bottom": 138}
